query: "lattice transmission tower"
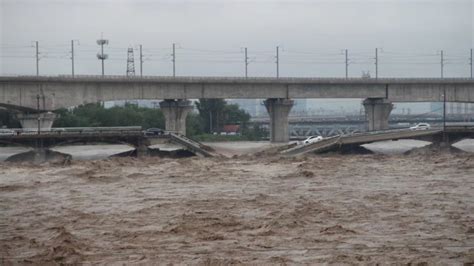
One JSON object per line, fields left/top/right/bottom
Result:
{"left": 126, "top": 47, "right": 136, "bottom": 76}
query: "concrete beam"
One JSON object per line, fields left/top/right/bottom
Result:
{"left": 264, "top": 98, "right": 294, "bottom": 142}
{"left": 16, "top": 112, "right": 58, "bottom": 131}
{"left": 2, "top": 77, "right": 474, "bottom": 111}
{"left": 159, "top": 99, "right": 193, "bottom": 135}
{"left": 363, "top": 98, "right": 393, "bottom": 131}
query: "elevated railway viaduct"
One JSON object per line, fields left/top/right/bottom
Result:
{"left": 1, "top": 76, "right": 473, "bottom": 142}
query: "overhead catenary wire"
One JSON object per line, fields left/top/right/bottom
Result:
{"left": 1, "top": 42, "right": 473, "bottom": 78}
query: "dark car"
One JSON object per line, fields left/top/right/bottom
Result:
{"left": 145, "top": 128, "right": 165, "bottom": 136}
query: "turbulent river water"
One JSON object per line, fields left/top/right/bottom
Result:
{"left": 0, "top": 139, "right": 473, "bottom": 161}
{"left": 1, "top": 140, "right": 473, "bottom": 264}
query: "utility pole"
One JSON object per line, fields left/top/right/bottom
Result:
{"left": 440, "top": 50, "right": 444, "bottom": 78}
{"left": 443, "top": 88, "right": 446, "bottom": 143}
{"left": 139, "top": 44, "right": 143, "bottom": 77}
{"left": 470, "top": 48, "right": 473, "bottom": 79}
{"left": 96, "top": 37, "right": 109, "bottom": 76}
{"left": 36, "top": 94, "right": 40, "bottom": 134}
{"left": 71, "top": 40, "right": 75, "bottom": 77}
{"left": 101, "top": 42, "right": 104, "bottom": 75}
{"left": 345, "top": 49, "right": 348, "bottom": 79}
{"left": 276, "top": 46, "right": 280, "bottom": 78}
{"left": 244, "top": 47, "right": 249, "bottom": 78}
{"left": 35, "top": 41, "right": 39, "bottom": 76}
{"left": 172, "top": 43, "right": 176, "bottom": 77}
{"left": 375, "top": 48, "right": 378, "bottom": 79}
{"left": 209, "top": 112, "right": 213, "bottom": 133}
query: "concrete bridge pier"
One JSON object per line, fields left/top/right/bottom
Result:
{"left": 363, "top": 98, "right": 393, "bottom": 131}
{"left": 159, "top": 99, "right": 193, "bottom": 135}
{"left": 16, "top": 112, "right": 58, "bottom": 131}
{"left": 264, "top": 98, "right": 294, "bottom": 142}
{"left": 135, "top": 138, "right": 150, "bottom": 158}
{"left": 136, "top": 144, "right": 149, "bottom": 158}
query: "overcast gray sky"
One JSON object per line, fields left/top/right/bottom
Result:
{"left": 1, "top": 0, "right": 473, "bottom": 77}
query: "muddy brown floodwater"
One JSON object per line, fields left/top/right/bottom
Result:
{"left": 1, "top": 151, "right": 473, "bottom": 264}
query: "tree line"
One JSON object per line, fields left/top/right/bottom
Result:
{"left": 0, "top": 99, "right": 266, "bottom": 140}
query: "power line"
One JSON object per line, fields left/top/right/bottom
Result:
{"left": 139, "top": 44, "right": 143, "bottom": 77}
{"left": 0, "top": 55, "right": 35, "bottom": 58}
{"left": 345, "top": 49, "right": 348, "bottom": 78}
{"left": 375, "top": 48, "right": 378, "bottom": 79}
{"left": 180, "top": 47, "right": 241, "bottom": 54}
{"left": 35, "top": 41, "right": 39, "bottom": 76}
{"left": 244, "top": 47, "right": 249, "bottom": 78}
{"left": 172, "top": 43, "right": 176, "bottom": 77}
{"left": 2, "top": 43, "right": 473, "bottom": 78}
{"left": 470, "top": 48, "right": 473, "bottom": 79}
{"left": 276, "top": 46, "right": 279, "bottom": 78}
{"left": 440, "top": 50, "right": 444, "bottom": 79}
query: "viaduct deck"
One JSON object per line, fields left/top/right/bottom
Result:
{"left": 1, "top": 76, "right": 474, "bottom": 111}
{"left": 0, "top": 130, "right": 215, "bottom": 157}
{"left": 281, "top": 128, "right": 454, "bottom": 156}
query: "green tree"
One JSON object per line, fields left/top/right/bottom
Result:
{"left": 141, "top": 108, "right": 165, "bottom": 129}
{"left": 186, "top": 112, "right": 204, "bottom": 136}
{"left": 194, "top": 99, "right": 253, "bottom": 137}
{"left": 222, "top": 104, "right": 251, "bottom": 125}
{"left": 0, "top": 109, "right": 21, "bottom": 128}
{"left": 53, "top": 103, "right": 165, "bottom": 129}
{"left": 195, "top": 99, "right": 227, "bottom": 133}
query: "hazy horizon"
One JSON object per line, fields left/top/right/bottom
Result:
{"left": 1, "top": 0, "right": 473, "bottom": 78}
{"left": 1, "top": 0, "right": 473, "bottom": 114}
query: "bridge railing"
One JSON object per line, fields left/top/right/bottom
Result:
{"left": 1, "top": 75, "right": 474, "bottom": 84}
{"left": 0, "top": 127, "right": 144, "bottom": 137}
{"left": 341, "top": 127, "right": 442, "bottom": 138}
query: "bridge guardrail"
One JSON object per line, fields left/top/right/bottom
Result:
{"left": 2, "top": 75, "right": 474, "bottom": 84}
{"left": 281, "top": 135, "right": 341, "bottom": 156}
{"left": 281, "top": 127, "right": 447, "bottom": 156}
{"left": 168, "top": 133, "right": 215, "bottom": 157}
{"left": 0, "top": 128, "right": 144, "bottom": 138}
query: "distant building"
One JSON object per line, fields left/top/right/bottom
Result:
{"left": 220, "top": 124, "right": 240, "bottom": 135}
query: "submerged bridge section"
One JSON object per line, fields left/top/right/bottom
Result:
{"left": 1, "top": 76, "right": 473, "bottom": 142}
{"left": 281, "top": 126, "right": 473, "bottom": 156}
{"left": 0, "top": 128, "right": 215, "bottom": 159}
{"left": 168, "top": 133, "right": 217, "bottom": 157}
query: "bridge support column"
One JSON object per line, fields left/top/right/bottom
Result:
{"left": 136, "top": 144, "right": 149, "bottom": 158}
{"left": 363, "top": 98, "right": 393, "bottom": 131}
{"left": 159, "top": 99, "right": 193, "bottom": 136}
{"left": 264, "top": 98, "right": 294, "bottom": 143}
{"left": 16, "top": 112, "right": 58, "bottom": 131}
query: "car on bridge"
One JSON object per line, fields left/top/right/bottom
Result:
{"left": 410, "top": 123, "right": 431, "bottom": 131}
{"left": 302, "top": 135, "right": 324, "bottom": 145}
{"left": 145, "top": 128, "right": 165, "bottom": 136}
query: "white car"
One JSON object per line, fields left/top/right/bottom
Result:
{"left": 410, "top": 123, "right": 431, "bottom": 130}
{"left": 303, "top": 135, "right": 323, "bottom": 144}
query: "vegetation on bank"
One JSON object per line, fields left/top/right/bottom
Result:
{"left": 53, "top": 104, "right": 166, "bottom": 129}
{"left": 0, "top": 100, "right": 267, "bottom": 141}
{"left": 0, "top": 109, "right": 21, "bottom": 128}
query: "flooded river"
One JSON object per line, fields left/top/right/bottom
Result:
{"left": 1, "top": 140, "right": 473, "bottom": 264}
{"left": 1, "top": 139, "right": 473, "bottom": 161}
